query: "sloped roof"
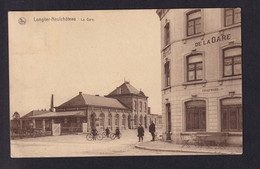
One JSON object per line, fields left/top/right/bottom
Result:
{"left": 56, "top": 93, "right": 128, "bottom": 110}
{"left": 107, "top": 82, "right": 147, "bottom": 97}
{"left": 29, "top": 111, "right": 85, "bottom": 118}
{"left": 21, "top": 110, "right": 51, "bottom": 119}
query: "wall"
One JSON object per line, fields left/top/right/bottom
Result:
{"left": 159, "top": 9, "right": 242, "bottom": 146}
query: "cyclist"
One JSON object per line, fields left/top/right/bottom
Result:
{"left": 92, "top": 128, "right": 98, "bottom": 140}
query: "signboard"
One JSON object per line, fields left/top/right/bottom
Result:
{"left": 195, "top": 34, "right": 231, "bottom": 47}
{"left": 52, "top": 123, "right": 61, "bottom": 136}
{"left": 82, "top": 123, "right": 88, "bottom": 133}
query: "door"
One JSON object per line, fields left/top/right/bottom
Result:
{"left": 166, "top": 103, "right": 171, "bottom": 140}
{"left": 52, "top": 123, "right": 61, "bottom": 136}
{"left": 90, "top": 113, "right": 96, "bottom": 130}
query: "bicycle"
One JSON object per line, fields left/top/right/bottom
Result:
{"left": 86, "top": 133, "right": 103, "bottom": 141}
{"left": 109, "top": 133, "right": 122, "bottom": 140}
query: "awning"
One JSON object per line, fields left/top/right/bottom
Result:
{"left": 28, "top": 111, "right": 86, "bottom": 118}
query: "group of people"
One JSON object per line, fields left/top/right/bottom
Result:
{"left": 91, "top": 121, "right": 156, "bottom": 142}
{"left": 137, "top": 121, "right": 156, "bottom": 142}
{"left": 91, "top": 127, "right": 120, "bottom": 140}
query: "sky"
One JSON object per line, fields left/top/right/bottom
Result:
{"left": 9, "top": 10, "right": 162, "bottom": 118}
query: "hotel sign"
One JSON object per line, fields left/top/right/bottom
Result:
{"left": 202, "top": 88, "right": 223, "bottom": 92}
{"left": 195, "top": 34, "right": 231, "bottom": 47}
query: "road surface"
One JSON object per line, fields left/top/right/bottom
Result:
{"left": 11, "top": 129, "right": 200, "bottom": 157}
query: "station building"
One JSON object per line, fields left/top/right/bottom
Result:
{"left": 156, "top": 8, "right": 242, "bottom": 146}
{"left": 19, "top": 82, "right": 153, "bottom": 135}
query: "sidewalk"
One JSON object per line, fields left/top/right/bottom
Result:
{"left": 135, "top": 141, "right": 242, "bottom": 155}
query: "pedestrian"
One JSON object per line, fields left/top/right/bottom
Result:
{"left": 105, "top": 127, "right": 110, "bottom": 138}
{"left": 137, "top": 124, "right": 144, "bottom": 142}
{"left": 115, "top": 127, "right": 120, "bottom": 139}
{"left": 149, "top": 121, "right": 156, "bottom": 141}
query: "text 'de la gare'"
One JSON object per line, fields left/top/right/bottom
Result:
{"left": 195, "top": 34, "right": 231, "bottom": 47}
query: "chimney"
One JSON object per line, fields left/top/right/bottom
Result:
{"left": 95, "top": 94, "right": 99, "bottom": 96}
{"left": 50, "top": 94, "right": 55, "bottom": 112}
{"left": 79, "top": 92, "right": 82, "bottom": 95}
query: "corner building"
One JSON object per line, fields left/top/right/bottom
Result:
{"left": 156, "top": 9, "right": 242, "bottom": 146}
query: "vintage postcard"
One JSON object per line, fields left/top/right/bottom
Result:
{"left": 9, "top": 9, "right": 242, "bottom": 158}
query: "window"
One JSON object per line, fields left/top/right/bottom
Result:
{"left": 108, "top": 113, "right": 112, "bottom": 126}
{"left": 140, "top": 101, "right": 142, "bottom": 112}
{"left": 186, "top": 100, "right": 206, "bottom": 131}
{"left": 35, "top": 120, "right": 42, "bottom": 128}
{"left": 187, "top": 54, "right": 203, "bottom": 81}
{"left": 224, "top": 8, "right": 241, "bottom": 27}
{"left": 134, "top": 100, "right": 137, "bottom": 111}
{"left": 140, "top": 115, "right": 143, "bottom": 125}
{"left": 144, "top": 102, "right": 147, "bottom": 112}
{"left": 115, "top": 114, "right": 119, "bottom": 126}
{"left": 164, "top": 62, "right": 170, "bottom": 87}
{"left": 134, "top": 114, "right": 138, "bottom": 125}
{"left": 122, "top": 115, "right": 126, "bottom": 126}
{"left": 221, "top": 98, "right": 242, "bottom": 132}
{"left": 99, "top": 113, "right": 105, "bottom": 128}
{"left": 187, "top": 10, "right": 201, "bottom": 36}
{"left": 223, "top": 47, "right": 242, "bottom": 77}
{"left": 164, "top": 23, "right": 170, "bottom": 46}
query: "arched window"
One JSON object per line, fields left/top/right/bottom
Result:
{"left": 140, "top": 115, "right": 143, "bottom": 125}
{"left": 187, "top": 10, "right": 201, "bottom": 36}
{"left": 164, "top": 61, "right": 170, "bottom": 87}
{"left": 99, "top": 113, "right": 105, "bottom": 129}
{"left": 134, "top": 100, "right": 137, "bottom": 111}
{"left": 185, "top": 100, "right": 206, "bottom": 131}
{"left": 122, "top": 114, "right": 126, "bottom": 126}
{"left": 221, "top": 98, "right": 242, "bottom": 132}
{"left": 140, "top": 101, "right": 142, "bottom": 112}
{"left": 187, "top": 54, "right": 203, "bottom": 81}
{"left": 223, "top": 46, "right": 242, "bottom": 77}
{"left": 164, "top": 22, "right": 170, "bottom": 46}
{"left": 108, "top": 113, "right": 112, "bottom": 126}
{"left": 115, "top": 114, "right": 119, "bottom": 126}
{"left": 134, "top": 114, "right": 138, "bottom": 125}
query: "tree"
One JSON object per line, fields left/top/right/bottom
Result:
{"left": 12, "top": 112, "right": 20, "bottom": 120}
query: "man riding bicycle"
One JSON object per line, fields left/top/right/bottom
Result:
{"left": 91, "top": 128, "right": 98, "bottom": 140}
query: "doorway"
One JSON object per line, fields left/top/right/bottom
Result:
{"left": 166, "top": 103, "right": 171, "bottom": 140}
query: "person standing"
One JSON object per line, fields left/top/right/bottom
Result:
{"left": 115, "top": 127, "right": 120, "bottom": 139}
{"left": 149, "top": 121, "right": 156, "bottom": 141}
{"left": 137, "top": 124, "right": 144, "bottom": 142}
{"left": 105, "top": 127, "right": 110, "bottom": 138}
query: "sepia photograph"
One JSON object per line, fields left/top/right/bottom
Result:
{"left": 9, "top": 9, "right": 242, "bottom": 158}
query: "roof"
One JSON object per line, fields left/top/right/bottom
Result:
{"left": 56, "top": 93, "right": 129, "bottom": 110}
{"left": 149, "top": 114, "right": 162, "bottom": 118}
{"left": 28, "top": 111, "right": 85, "bottom": 118}
{"left": 21, "top": 110, "right": 51, "bottom": 119}
{"left": 107, "top": 81, "right": 147, "bottom": 97}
